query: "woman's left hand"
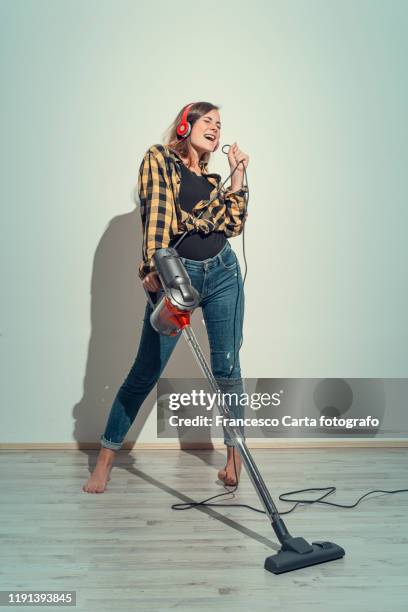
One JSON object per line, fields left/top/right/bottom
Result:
{"left": 227, "top": 142, "right": 249, "bottom": 175}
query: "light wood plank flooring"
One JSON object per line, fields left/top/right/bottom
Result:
{"left": 0, "top": 448, "right": 407, "bottom": 611}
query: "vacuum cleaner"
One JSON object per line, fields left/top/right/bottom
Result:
{"left": 144, "top": 247, "right": 345, "bottom": 574}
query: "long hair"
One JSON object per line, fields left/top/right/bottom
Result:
{"left": 163, "top": 101, "right": 220, "bottom": 168}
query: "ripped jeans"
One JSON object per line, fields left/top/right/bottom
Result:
{"left": 100, "top": 240, "right": 245, "bottom": 450}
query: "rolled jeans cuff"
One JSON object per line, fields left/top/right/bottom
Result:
{"left": 100, "top": 435, "right": 123, "bottom": 451}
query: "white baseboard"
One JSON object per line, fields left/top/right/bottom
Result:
{"left": 0, "top": 439, "right": 407, "bottom": 450}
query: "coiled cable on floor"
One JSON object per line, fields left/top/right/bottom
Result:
{"left": 171, "top": 453, "right": 408, "bottom": 514}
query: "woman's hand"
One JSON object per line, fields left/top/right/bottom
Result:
{"left": 142, "top": 271, "right": 162, "bottom": 292}
{"left": 227, "top": 142, "right": 249, "bottom": 175}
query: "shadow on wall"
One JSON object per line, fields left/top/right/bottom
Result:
{"left": 72, "top": 192, "right": 217, "bottom": 465}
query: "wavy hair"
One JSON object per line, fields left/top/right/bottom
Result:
{"left": 162, "top": 101, "right": 220, "bottom": 168}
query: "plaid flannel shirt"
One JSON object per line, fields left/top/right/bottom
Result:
{"left": 137, "top": 143, "right": 248, "bottom": 280}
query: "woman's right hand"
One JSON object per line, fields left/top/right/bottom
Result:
{"left": 142, "top": 271, "right": 162, "bottom": 292}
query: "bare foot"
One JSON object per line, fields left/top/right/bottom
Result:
{"left": 218, "top": 446, "right": 242, "bottom": 487}
{"left": 82, "top": 448, "right": 116, "bottom": 493}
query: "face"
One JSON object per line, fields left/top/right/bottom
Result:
{"left": 189, "top": 109, "right": 221, "bottom": 155}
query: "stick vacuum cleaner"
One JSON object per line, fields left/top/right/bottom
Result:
{"left": 144, "top": 247, "right": 345, "bottom": 574}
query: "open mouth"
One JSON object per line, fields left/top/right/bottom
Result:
{"left": 204, "top": 134, "right": 216, "bottom": 142}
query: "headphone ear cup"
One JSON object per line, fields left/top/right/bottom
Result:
{"left": 176, "top": 120, "right": 191, "bottom": 138}
{"left": 176, "top": 102, "right": 194, "bottom": 139}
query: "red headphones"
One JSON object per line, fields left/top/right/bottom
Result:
{"left": 176, "top": 102, "right": 219, "bottom": 151}
{"left": 176, "top": 103, "right": 195, "bottom": 139}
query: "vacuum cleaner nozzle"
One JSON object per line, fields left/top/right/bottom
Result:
{"left": 264, "top": 538, "right": 345, "bottom": 574}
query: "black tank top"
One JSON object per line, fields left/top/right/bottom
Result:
{"left": 170, "top": 163, "right": 226, "bottom": 259}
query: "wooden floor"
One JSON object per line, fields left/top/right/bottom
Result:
{"left": 0, "top": 448, "right": 407, "bottom": 612}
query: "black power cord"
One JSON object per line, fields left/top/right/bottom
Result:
{"left": 167, "top": 144, "right": 408, "bottom": 515}
{"left": 171, "top": 144, "right": 249, "bottom": 379}
{"left": 169, "top": 150, "right": 408, "bottom": 516}
{"left": 220, "top": 144, "right": 249, "bottom": 379}
{"left": 172, "top": 452, "right": 408, "bottom": 514}
{"left": 169, "top": 147, "right": 408, "bottom": 515}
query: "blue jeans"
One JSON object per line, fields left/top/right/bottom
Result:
{"left": 100, "top": 240, "right": 245, "bottom": 450}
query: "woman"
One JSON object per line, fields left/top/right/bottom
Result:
{"left": 83, "top": 101, "right": 249, "bottom": 494}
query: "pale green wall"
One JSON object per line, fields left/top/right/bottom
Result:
{"left": 1, "top": 0, "right": 407, "bottom": 444}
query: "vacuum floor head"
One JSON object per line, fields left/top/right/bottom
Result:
{"left": 265, "top": 540, "right": 345, "bottom": 574}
